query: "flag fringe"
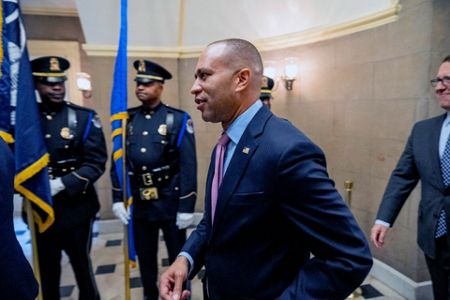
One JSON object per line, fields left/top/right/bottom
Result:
{"left": 0, "top": 130, "right": 14, "bottom": 143}
{"left": 14, "top": 153, "right": 49, "bottom": 186}
{"left": 15, "top": 184, "right": 55, "bottom": 232}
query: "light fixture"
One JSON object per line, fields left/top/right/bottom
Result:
{"left": 283, "top": 57, "right": 299, "bottom": 91}
{"left": 263, "top": 60, "right": 279, "bottom": 92}
{"left": 263, "top": 60, "right": 277, "bottom": 79}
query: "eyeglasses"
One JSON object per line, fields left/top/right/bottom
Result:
{"left": 430, "top": 76, "right": 450, "bottom": 87}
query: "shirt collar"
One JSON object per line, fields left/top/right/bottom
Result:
{"left": 445, "top": 112, "right": 450, "bottom": 127}
{"left": 226, "top": 100, "right": 263, "bottom": 145}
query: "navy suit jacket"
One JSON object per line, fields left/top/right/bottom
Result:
{"left": 0, "top": 138, "right": 38, "bottom": 299}
{"left": 377, "top": 114, "right": 450, "bottom": 258}
{"left": 183, "top": 106, "right": 372, "bottom": 300}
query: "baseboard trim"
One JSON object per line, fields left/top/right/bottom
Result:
{"left": 370, "top": 258, "right": 433, "bottom": 300}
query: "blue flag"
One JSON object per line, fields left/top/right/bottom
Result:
{"left": 0, "top": 1, "right": 11, "bottom": 142}
{"left": 110, "top": 0, "right": 136, "bottom": 266}
{"left": 0, "top": 0, "right": 54, "bottom": 232}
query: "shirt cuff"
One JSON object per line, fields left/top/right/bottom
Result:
{"left": 375, "top": 219, "right": 391, "bottom": 227}
{"left": 178, "top": 251, "right": 194, "bottom": 276}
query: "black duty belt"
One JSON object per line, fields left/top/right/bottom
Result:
{"left": 130, "top": 164, "right": 180, "bottom": 201}
{"left": 49, "top": 158, "right": 80, "bottom": 178}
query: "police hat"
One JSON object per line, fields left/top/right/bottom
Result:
{"left": 133, "top": 59, "right": 172, "bottom": 84}
{"left": 31, "top": 56, "right": 70, "bottom": 83}
{"left": 260, "top": 76, "right": 274, "bottom": 99}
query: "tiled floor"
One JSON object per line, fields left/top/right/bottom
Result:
{"left": 14, "top": 218, "right": 405, "bottom": 300}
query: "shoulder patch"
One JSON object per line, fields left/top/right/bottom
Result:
{"left": 92, "top": 114, "right": 102, "bottom": 128}
{"left": 186, "top": 118, "right": 194, "bottom": 134}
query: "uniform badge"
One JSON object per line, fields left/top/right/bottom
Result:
{"left": 92, "top": 114, "right": 102, "bottom": 128}
{"left": 261, "top": 76, "right": 268, "bottom": 89}
{"left": 138, "top": 59, "right": 146, "bottom": 72}
{"left": 158, "top": 124, "right": 167, "bottom": 136}
{"left": 243, "top": 147, "right": 250, "bottom": 154}
{"left": 60, "top": 127, "right": 73, "bottom": 139}
{"left": 186, "top": 119, "right": 194, "bottom": 134}
{"left": 50, "top": 57, "right": 61, "bottom": 71}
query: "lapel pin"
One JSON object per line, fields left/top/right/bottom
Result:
{"left": 242, "top": 147, "right": 250, "bottom": 154}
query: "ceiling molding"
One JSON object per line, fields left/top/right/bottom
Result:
{"left": 255, "top": 2, "right": 401, "bottom": 51}
{"left": 82, "top": 45, "right": 189, "bottom": 58}
{"left": 83, "top": 1, "right": 401, "bottom": 58}
{"left": 22, "top": 6, "right": 78, "bottom": 17}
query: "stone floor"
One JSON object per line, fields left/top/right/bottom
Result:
{"left": 14, "top": 217, "right": 406, "bottom": 300}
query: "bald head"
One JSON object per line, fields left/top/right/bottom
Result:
{"left": 207, "top": 39, "right": 263, "bottom": 91}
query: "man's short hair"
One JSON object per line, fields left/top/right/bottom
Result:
{"left": 208, "top": 38, "right": 263, "bottom": 87}
{"left": 442, "top": 55, "right": 450, "bottom": 63}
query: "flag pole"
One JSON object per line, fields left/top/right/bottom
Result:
{"left": 121, "top": 118, "right": 131, "bottom": 300}
{"left": 25, "top": 199, "right": 43, "bottom": 300}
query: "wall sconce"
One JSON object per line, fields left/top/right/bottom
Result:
{"left": 263, "top": 61, "right": 277, "bottom": 80}
{"left": 283, "top": 57, "right": 299, "bottom": 91}
{"left": 263, "top": 60, "right": 279, "bottom": 92}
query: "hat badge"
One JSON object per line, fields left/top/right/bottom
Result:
{"left": 261, "top": 77, "right": 268, "bottom": 89}
{"left": 138, "top": 60, "right": 146, "bottom": 72}
{"left": 49, "top": 57, "right": 61, "bottom": 71}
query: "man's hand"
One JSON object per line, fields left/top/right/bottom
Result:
{"left": 370, "top": 224, "right": 389, "bottom": 248}
{"left": 159, "top": 256, "right": 190, "bottom": 300}
{"left": 112, "top": 202, "right": 130, "bottom": 225}
{"left": 49, "top": 177, "right": 65, "bottom": 196}
{"left": 176, "top": 213, "right": 195, "bottom": 230}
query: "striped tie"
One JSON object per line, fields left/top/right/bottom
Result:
{"left": 437, "top": 134, "right": 450, "bottom": 238}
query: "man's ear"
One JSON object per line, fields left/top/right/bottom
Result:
{"left": 235, "top": 68, "right": 251, "bottom": 92}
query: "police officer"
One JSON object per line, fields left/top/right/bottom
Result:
{"left": 31, "top": 56, "right": 107, "bottom": 300}
{"left": 111, "top": 59, "right": 197, "bottom": 300}
{"left": 260, "top": 75, "right": 274, "bottom": 109}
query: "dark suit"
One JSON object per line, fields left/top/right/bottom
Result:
{"left": 36, "top": 102, "right": 107, "bottom": 300}
{"left": 376, "top": 113, "right": 450, "bottom": 298}
{"left": 183, "top": 105, "right": 372, "bottom": 300}
{"left": 0, "top": 137, "right": 38, "bottom": 300}
{"left": 111, "top": 102, "right": 197, "bottom": 299}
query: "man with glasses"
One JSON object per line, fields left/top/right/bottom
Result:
{"left": 371, "top": 55, "right": 450, "bottom": 300}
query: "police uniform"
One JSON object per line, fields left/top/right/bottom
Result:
{"left": 32, "top": 56, "right": 107, "bottom": 300}
{"left": 111, "top": 60, "right": 197, "bottom": 300}
{"left": 260, "top": 75, "right": 274, "bottom": 109}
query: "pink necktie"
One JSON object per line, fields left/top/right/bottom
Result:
{"left": 211, "top": 133, "right": 230, "bottom": 223}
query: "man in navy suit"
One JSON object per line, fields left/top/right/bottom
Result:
{"left": 160, "top": 38, "right": 372, "bottom": 300}
{"left": 371, "top": 55, "right": 450, "bottom": 300}
{"left": 0, "top": 136, "right": 38, "bottom": 299}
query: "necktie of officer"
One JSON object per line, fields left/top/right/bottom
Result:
{"left": 437, "top": 133, "right": 450, "bottom": 238}
{"left": 211, "top": 133, "right": 230, "bottom": 224}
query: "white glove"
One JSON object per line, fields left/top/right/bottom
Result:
{"left": 49, "top": 177, "right": 65, "bottom": 196}
{"left": 176, "top": 213, "right": 194, "bottom": 229}
{"left": 112, "top": 202, "right": 130, "bottom": 225}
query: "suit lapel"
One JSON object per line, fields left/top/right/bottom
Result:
{"left": 429, "top": 114, "right": 446, "bottom": 190}
{"left": 211, "top": 106, "right": 271, "bottom": 233}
